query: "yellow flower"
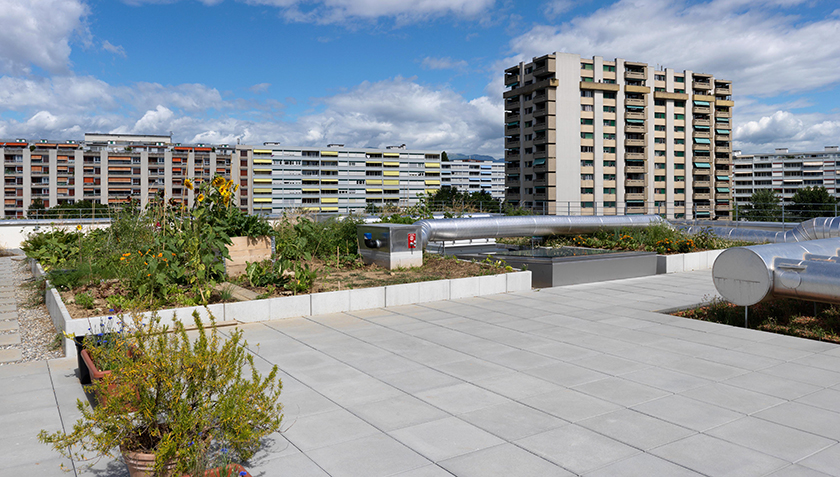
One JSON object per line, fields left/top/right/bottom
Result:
{"left": 197, "top": 193, "right": 205, "bottom": 202}
{"left": 120, "top": 257, "right": 125, "bottom": 261}
{"left": 76, "top": 225, "right": 82, "bottom": 231}
{"left": 212, "top": 176, "right": 225, "bottom": 188}
{"left": 185, "top": 178, "right": 194, "bottom": 190}
{"left": 226, "top": 179, "right": 234, "bottom": 189}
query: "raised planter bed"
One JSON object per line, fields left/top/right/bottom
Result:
{"left": 32, "top": 259, "right": 531, "bottom": 354}
{"left": 655, "top": 249, "right": 725, "bottom": 274}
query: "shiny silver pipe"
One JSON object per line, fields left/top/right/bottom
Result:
{"left": 679, "top": 217, "right": 840, "bottom": 244}
{"left": 712, "top": 237, "right": 840, "bottom": 306}
{"left": 416, "top": 215, "right": 668, "bottom": 248}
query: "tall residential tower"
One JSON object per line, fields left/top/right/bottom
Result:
{"left": 504, "top": 52, "right": 734, "bottom": 218}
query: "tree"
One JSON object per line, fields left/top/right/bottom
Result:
{"left": 441, "top": 151, "right": 449, "bottom": 162}
{"left": 742, "top": 189, "right": 781, "bottom": 222}
{"left": 791, "top": 186, "right": 837, "bottom": 220}
{"left": 27, "top": 198, "right": 45, "bottom": 219}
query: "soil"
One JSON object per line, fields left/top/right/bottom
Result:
{"left": 59, "top": 254, "right": 510, "bottom": 319}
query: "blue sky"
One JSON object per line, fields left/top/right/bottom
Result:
{"left": 1, "top": 0, "right": 839, "bottom": 157}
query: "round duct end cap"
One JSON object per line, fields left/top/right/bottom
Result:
{"left": 712, "top": 248, "right": 772, "bottom": 306}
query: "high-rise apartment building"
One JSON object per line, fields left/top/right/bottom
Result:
{"left": 733, "top": 146, "right": 840, "bottom": 208}
{"left": 504, "top": 52, "right": 734, "bottom": 218}
{"left": 441, "top": 158, "right": 505, "bottom": 201}
{"left": 1, "top": 135, "right": 440, "bottom": 217}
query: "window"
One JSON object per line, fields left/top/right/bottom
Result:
{"left": 604, "top": 79, "right": 616, "bottom": 84}
{"left": 675, "top": 114, "right": 685, "bottom": 120}
{"left": 676, "top": 188, "right": 685, "bottom": 193}
{"left": 655, "top": 137, "right": 666, "bottom": 144}
{"left": 655, "top": 188, "right": 666, "bottom": 194}
{"left": 655, "top": 87, "right": 666, "bottom": 92}
{"left": 655, "top": 150, "right": 666, "bottom": 157}
{"left": 525, "top": 121, "right": 532, "bottom": 127}
{"left": 655, "top": 112, "right": 666, "bottom": 119}
{"left": 581, "top": 132, "right": 594, "bottom": 139}
{"left": 675, "top": 164, "right": 685, "bottom": 169}
{"left": 604, "top": 92, "right": 617, "bottom": 99}
{"left": 675, "top": 101, "right": 685, "bottom": 108}
{"left": 603, "top": 174, "right": 616, "bottom": 181}
{"left": 582, "top": 202, "right": 594, "bottom": 208}
{"left": 603, "top": 106, "right": 616, "bottom": 113}
{"left": 675, "top": 139, "right": 685, "bottom": 144}
{"left": 655, "top": 74, "right": 666, "bottom": 81}
{"left": 674, "top": 126, "right": 685, "bottom": 132}
{"left": 581, "top": 146, "right": 594, "bottom": 153}
{"left": 581, "top": 187, "right": 594, "bottom": 194}
{"left": 675, "top": 89, "right": 685, "bottom": 93}
{"left": 581, "top": 118, "right": 594, "bottom": 125}
{"left": 582, "top": 77, "right": 594, "bottom": 82}
{"left": 675, "top": 151, "right": 685, "bottom": 157}
{"left": 655, "top": 99, "right": 666, "bottom": 106}
{"left": 605, "top": 201, "right": 617, "bottom": 208}
{"left": 655, "top": 175, "right": 666, "bottom": 182}
{"left": 603, "top": 133, "right": 616, "bottom": 140}
{"left": 604, "top": 160, "right": 616, "bottom": 167}
{"left": 581, "top": 90, "right": 594, "bottom": 98}
{"left": 655, "top": 125, "right": 666, "bottom": 132}
{"left": 582, "top": 63, "right": 594, "bottom": 70}
{"left": 581, "top": 174, "right": 594, "bottom": 180}
{"left": 603, "top": 147, "right": 616, "bottom": 154}
{"left": 582, "top": 104, "right": 594, "bottom": 112}
{"left": 604, "top": 187, "right": 616, "bottom": 194}
{"left": 675, "top": 175, "right": 685, "bottom": 181}
{"left": 581, "top": 160, "right": 594, "bottom": 166}
{"left": 604, "top": 120, "right": 616, "bottom": 126}
{"left": 604, "top": 65, "right": 616, "bottom": 72}
{"left": 675, "top": 76, "right": 685, "bottom": 83}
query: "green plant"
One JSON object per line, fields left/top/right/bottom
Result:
{"left": 285, "top": 263, "right": 316, "bottom": 295}
{"left": 39, "top": 311, "right": 284, "bottom": 476}
{"left": 245, "top": 258, "right": 291, "bottom": 288}
{"left": 75, "top": 292, "right": 95, "bottom": 309}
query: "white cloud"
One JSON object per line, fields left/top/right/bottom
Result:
{"left": 421, "top": 56, "right": 469, "bottom": 71}
{"left": 132, "top": 105, "right": 175, "bottom": 133}
{"left": 0, "top": 0, "right": 89, "bottom": 74}
{"left": 543, "top": 0, "right": 575, "bottom": 19}
{"left": 241, "top": 0, "right": 495, "bottom": 24}
{"left": 735, "top": 110, "right": 840, "bottom": 152}
{"left": 102, "top": 40, "right": 127, "bottom": 58}
{"left": 248, "top": 83, "right": 271, "bottom": 94}
{"left": 506, "top": 0, "right": 840, "bottom": 96}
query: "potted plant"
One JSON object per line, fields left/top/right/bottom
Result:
{"left": 39, "top": 311, "right": 283, "bottom": 477}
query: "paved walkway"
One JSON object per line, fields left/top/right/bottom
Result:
{"left": 6, "top": 270, "right": 840, "bottom": 476}
{"left": 0, "top": 255, "right": 22, "bottom": 363}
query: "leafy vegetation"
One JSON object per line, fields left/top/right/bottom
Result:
{"left": 499, "top": 224, "right": 752, "bottom": 254}
{"left": 739, "top": 189, "right": 782, "bottom": 222}
{"left": 675, "top": 297, "right": 840, "bottom": 343}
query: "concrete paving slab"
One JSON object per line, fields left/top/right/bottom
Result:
{"left": 766, "top": 465, "right": 836, "bottom": 477}
{"left": 347, "top": 394, "right": 448, "bottom": 432}
{"left": 577, "top": 408, "right": 696, "bottom": 451}
{"left": 723, "top": 371, "right": 823, "bottom": 400}
{"left": 679, "top": 382, "right": 786, "bottom": 414}
{"left": 439, "top": 443, "right": 573, "bottom": 477}
{"left": 522, "top": 388, "right": 621, "bottom": 423}
{"left": 516, "top": 424, "right": 640, "bottom": 475}
{"left": 707, "top": 416, "right": 835, "bottom": 462}
{"left": 585, "top": 452, "right": 706, "bottom": 477}
{"left": 753, "top": 402, "right": 840, "bottom": 441}
{"left": 415, "top": 382, "right": 510, "bottom": 415}
{"left": 0, "top": 319, "right": 18, "bottom": 331}
{"left": 799, "top": 444, "right": 840, "bottom": 476}
{"left": 390, "top": 416, "right": 505, "bottom": 462}
{"left": 458, "top": 400, "right": 566, "bottom": 441}
{"left": 306, "top": 433, "right": 430, "bottom": 477}
{"left": 652, "top": 433, "right": 788, "bottom": 476}
{"left": 0, "top": 347, "right": 22, "bottom": 362}
{"left": 631, "top": 394, "right": 743, "bottom": 432}
{"left": 0, "top": 332, "right": 20, "bottom": 346}
{"left": 282, "top": 408, "right": 379, "bottom": 452}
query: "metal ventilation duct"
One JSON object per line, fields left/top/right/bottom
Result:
{"left": 713, "top": 238, "right": 840, "bottom": 306}
{"left": 415, "top": 215, "right": 668, "bottom": 248}
{"left": 680, "top": 217, "right": 840, "bottom": 244}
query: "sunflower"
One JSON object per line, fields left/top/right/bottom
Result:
{"left": 185, "top": 178, "right": 194, "bottom": 190}
{"left": 197, "top": 193, "right": 205, "bottom": 202}
{"left": 212, "top": 176, "right": 225, "bottom": 188}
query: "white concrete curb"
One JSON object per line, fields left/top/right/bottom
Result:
{"left": 656, "top": 249, "right": 725, "bottom": 274}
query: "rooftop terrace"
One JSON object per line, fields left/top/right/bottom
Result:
{"left": 6, "top": 269, "right": 840, "bottom": 476}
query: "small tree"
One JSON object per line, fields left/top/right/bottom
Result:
{"left": 743, "top": 189, "right": 782, "bottom": 222}
{"left": 441, "top": 151, "right": 449, "bottom": 162}
{"left": 791, "top": 186, "right": 838, "bottom": 220}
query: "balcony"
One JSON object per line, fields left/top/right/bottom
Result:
{"left": 693, "top": 81, "right": 712, "bottom": 90}
{"left": 625, "top": 70, "right": 647, "bottom": 81}
{"left": 625, "top": 124, "right": 645, "bottom": 133}
{"left": 694, "top": 119, "right": 711, "bottom": 126}
{"left": 716, "top": 146, "right": 731, "bottom": 153}
{"left": 693, "top": 143, "right": 711, "bottom": 151}
{"left": 534, "top": 136, "right": 551, "bottom": 146}
{"left": 505, "top": 124, "right": 519, "bottom": 134}
{"left": 625, "top": 111, "right": 645, "bottom": 120}
{"left": 626, "top": 206, "right": 646, "bottom": 214}
{"left": 505, "top": 151, "right": 520, "bottom": 160}
{"left": 532, "top": 65, "right": 549, "bottom": 77}
{"left": 504, "top": 73, "right": 519, "bottom": 85}
{"left": 715, "top": 87, "right": 732, "bottom": 95}
{"left": 695, "top": 205, "right": 712, "bottom": 211}
{"left": 625, "top": 192, "right": 645, "bottom": 200}
{"left": 532, "top": 93, "right": 548, "bottom": 104}
{"left": 625, "top": 165, "right": 646, "bottom": 173}
{"left": 694, "top": 131, "right": 711, "bottom": 138}
{"left": 505, "top": 112, "right": 519, "bottom": 122}
{"left": 507, "top": 180, "right": 521, "bottom": 187}
{"left": 534, "top": 193, "right": 547, "bottom": 201}
{"left": 534, "top": 107, "right": 552, "bottom": 118}
{"left": 693, "top": 106, "right": 711, "bottom": 114}
{"left": 715, "top": 203, "right": 731, "bottom": 211}
{"left": 625, "top": 180, "right": 645, "bottom": 187}
{"left": 715, "top": 111, "right": 731, "bottom": 118}
{"left": 715, "top": 134, "right": 730, "bottom": 142}
{"left": 534, "top": 178, "right": 547, "bottom": 187}
{"left": 715, "top": 156, "right": 732, "bottom": 165}
{"left": 505, "top": 140, "right": 520, "bottom": 148}
{"left": 625, "top": 139, "right": 645, "bottom": 147}
{"left": 694, "top": 193, "right": 711, "bottom": 200}
{"left": 716, "top": 193, "right": 732, "bottom": 200}
{"left": 694, "top": 180, "right": 711, "bottom": 188}
{"left": 625, "top": 98, "right": 646, "bottom": 107}
{"left": 505, "top": 162, "right": 520, "bottom": 171}
{"left": 506, "top": 192, "right": 520, "bottom": 200}
{"left": 625, "top": 152, "right": 646, "bottom": 160}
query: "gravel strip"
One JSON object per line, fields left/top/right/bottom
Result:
{"left": 0, "top": 255, "right": 64, "bottom": 365}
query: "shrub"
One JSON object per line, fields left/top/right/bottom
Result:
{"left": 74, "top": 292, "right": 95, "bottom": 309}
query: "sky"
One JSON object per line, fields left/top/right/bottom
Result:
{"left": 0, "top": 0, "right": 839, "bottom": 157}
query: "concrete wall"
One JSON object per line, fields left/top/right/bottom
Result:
{"left": 656, "top": 249, "right": 724, "bottom": 274}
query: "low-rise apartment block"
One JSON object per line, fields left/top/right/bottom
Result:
{"left": 1, "top": 134, "right": 441, "bottom": 217}
{"left": 504, "top": 52, "right": 734, "bottom": 218}
{"left": 441, "top": 158, "right": 504, "bottom": 201}
{"left": 733, "top": 146, "right": 840, "bottom": 208}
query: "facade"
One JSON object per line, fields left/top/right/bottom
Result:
{"left": 236, "top": 144, "right": 441, "bottom": 215}
{"left": 1, "top": 135, "right": 440, "bottom": 218}
{"left": 441, "top": 158, "right": 505, "bottom": 201}
{"left": 504, "top": 52, "right": 734, "bottom": 218}
{"left": 733, "top": 146, "right": 840, "bottom": 208}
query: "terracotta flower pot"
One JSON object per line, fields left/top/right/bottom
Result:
{"left": 74, "top": 336, "right": 92, "bottom": 385}
{"left": 80, "top": 348, "right": 137, "bottom": 410}
{"left": 121, "top": 447, "right": 176, "bottom": 477}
